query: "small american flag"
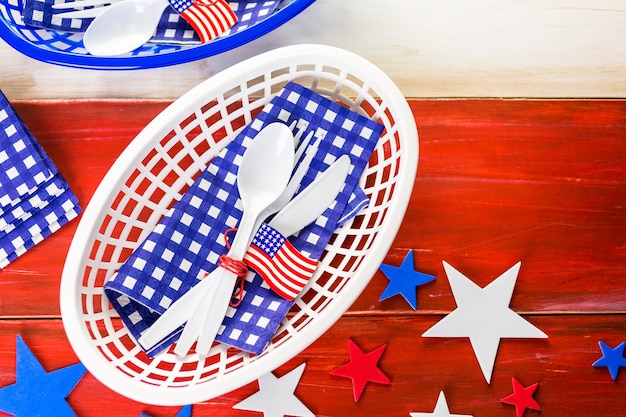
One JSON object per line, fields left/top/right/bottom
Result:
{"left": 245, "top": 223, "right": 318, "bottom": 301}
{"left": 169, "top": 0, "right": 238, "bottom": 43}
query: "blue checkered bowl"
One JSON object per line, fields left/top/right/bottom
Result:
{"left": 0, "top": 0, "right": 315, "bottom": 69}
{"left": 60, "top": 44, "right": 419, "bottom": 405}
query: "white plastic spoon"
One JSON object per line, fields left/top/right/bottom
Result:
{"left": 168, "top": 130, "right": 320, "bottom": 356}
{"left": 138, "top": 123, "right": 294, "bottom": 353}
{"left": 82, "top": 0, "right": 168, "bottom": 56}
{"left": 173, "top": 123, "right": 295, "bottom": 356}
{"left": 193, "top": 154, "right": 351, "bottom": 355}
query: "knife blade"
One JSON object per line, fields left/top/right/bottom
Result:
{"left": 139, "top": 155, "right": 352, "bottom": 355}
{"left": 192, "top": 154, "right": 352, "bottom": 355}
{"left": 269, "top": 154, "right": 351, "bottom": 237}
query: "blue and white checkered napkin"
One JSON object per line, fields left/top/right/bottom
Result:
{"left": 22, "top": 0, "right": 280, "bottom": 45}
{"left": 103, "top": 82, "right": 383, "bottom": 356}
{"left": 22, "top": 0, "right": 92, "bottom": 32}
{"left": 0, "top": 91, "right": 81, "bottom": 269}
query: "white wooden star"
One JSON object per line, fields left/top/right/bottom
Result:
{"left": 233, "top": 362, "right": 314, "bottom": 417}
{"left": 410, "top": 391, "right": 472, "bottom": 417}
{"left": 422, "top": 261, "right": 547, "bottom": 383}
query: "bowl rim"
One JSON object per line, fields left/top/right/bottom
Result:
{"left": 0, "top": 0, "right": 317, "bottom": 70}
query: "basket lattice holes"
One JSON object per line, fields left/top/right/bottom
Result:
{"left": 81, "top": 64, "right": 402, "bottom": 388}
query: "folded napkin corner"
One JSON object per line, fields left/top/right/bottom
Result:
{"left": 0, "top": 90, "right": 81, "bottom": 269}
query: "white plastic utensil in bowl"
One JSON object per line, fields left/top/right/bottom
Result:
{"left": 60, "top": 44, "right": 419, "bottom": 406}
{"left": 143, "top": 122, "right": 296, "bottom": 357}
{"left": 0, "top": 0, "right": 317, "bottom": 69}
{"left": 82, "top": 0, "right": 169, "bottom": 56}
{"left": 190, "top": 154, "right": 351, "bottom": 356}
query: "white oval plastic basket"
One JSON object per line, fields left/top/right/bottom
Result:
{"left": 60, "top": 44, "right": 418, "bottom": 405}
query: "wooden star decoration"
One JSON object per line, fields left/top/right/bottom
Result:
{"left": 233, "top": 362, "right": 314, "bottom": 417}
{"left": 0, "top": 335, "right": 86, "bottom": 417}
{"left": 378, "top": 250, "right": 436, "bottom": 309}
{"left": 330, "top": 339, "right": 391, "bottom": 401}
{"left": 592, "top": 341, "right": 626, "bottom": 380}
{"left": 501, "top": 378, "right": 541, "bottom": 417}
{"left": 422, "top": 261, "right": 548, "bottom": 383}
{"left": 410, "top": 391, "right": 472, "bottom": 417}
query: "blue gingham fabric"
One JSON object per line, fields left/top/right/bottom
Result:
{"left": 0, "top": 91, "right": 81, "bottom": 269}
{"left": 0, "top": 190, "right": 80, "bottom": 268}
{"left": 22, "top": 0, "right": 93, "bottom": 32}
{"left": 0, "top": 106, "right": 54, "bottom": 209}
{"left": 103, "top": 82, "right": 383, "bottom": 356}
{"left": 22, "top": 0, "right": 280, "bottom": 45}
{"left": 0, "top": 175, "right": 65, "bottom": 236}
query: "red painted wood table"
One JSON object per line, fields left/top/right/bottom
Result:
{"left": 1, "top": 99, "right": 625, "bottom": 416}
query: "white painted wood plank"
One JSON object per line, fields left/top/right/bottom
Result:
{"left": 1, "top": 0, "right": 626, "bottom": 99}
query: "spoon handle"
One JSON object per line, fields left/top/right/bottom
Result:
{"left": 141, "top": 207, "right": 266, "bottom": 354}
{"left": 173, "top": 208, "right": 259, "bottom": 355}
{"left": 225, "top": 209, "right": 258, "bottom": 260}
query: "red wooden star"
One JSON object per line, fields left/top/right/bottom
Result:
{"left": 330, "top": 339, "right": 391, "bottom": 401}
{"left": 501, "top": 378, "right": 541, "bottom": 417}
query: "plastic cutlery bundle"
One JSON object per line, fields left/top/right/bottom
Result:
{"left": 164, "top": 122, "right": 297, "bottom": 357}
{"left": 139, "top": 122, "right": 321, "bottom": 356}
{"left": 102, "top": 81, "right": 384, "bottom": 357}
{"left": 154, "top": 139, "right": 351, "bottom": 357}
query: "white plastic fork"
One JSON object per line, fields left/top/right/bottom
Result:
{"left": 138, "top": 128, "right": 323, "bottom": 356}
{"left": 190, "top": 129, "right": 325, "bottom": 356}
{"left": 174, "top": 129, "right": 323, "bottom": 356}
{"left": 251, "top": 128, "right": 322, "bottom": 247}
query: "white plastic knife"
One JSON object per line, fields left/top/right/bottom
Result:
{"left": 269, "top": 154, "right": 351, "bottom": 237}
{"left": 192, "top": 154, "right": 352, "bottom": 355}
{"left": 139, "top": 154, "right": 352, "bottom": 355}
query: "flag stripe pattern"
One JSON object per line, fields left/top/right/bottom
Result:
{"left": 170, "top": 0, "right": 238, "bottom": 43}
{"left": 245, "top": 223, "right": 319, "bottom": 301}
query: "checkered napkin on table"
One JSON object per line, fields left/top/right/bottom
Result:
{"left": 103, "top": 82, "right": 383, "bottom": 356}
{"left": 22, "top": 0, "right": 280, "bottom": 45}
{"left": 0, "top": 91, "right": 81, "bottom": 269}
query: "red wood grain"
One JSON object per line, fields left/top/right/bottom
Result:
{"left": 1, "top": 316, "right": 624, "bottom": 417}
{"left": 357, "top": 99, "right": 626, "bottom": 315}
{"left": 3, "top": 99, "right": 625, "bottom": 316}
{"left": 0, "top": 101, "right": 168, "bottom": 317}
{"left": 1, "top": 99, "right": 625, "bottom": 416}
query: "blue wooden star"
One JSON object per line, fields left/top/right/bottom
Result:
{"left": 141, "top": 405, "right": 192, "bottom": 417}
{"left": 593, "top": 341, "right": 626, "bottom": 380}
{"left": 378, "top": 250, "right": 435, "bottom": 309}
{"left": 0, "top": 335, "right": 86, "bottom": 417}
